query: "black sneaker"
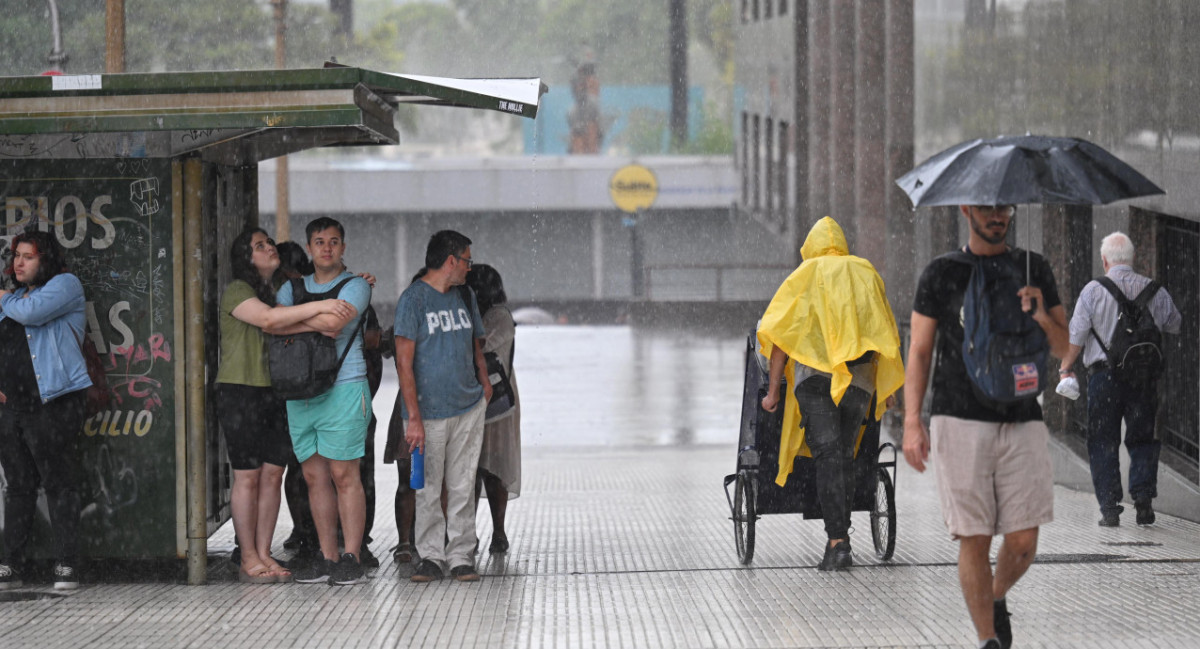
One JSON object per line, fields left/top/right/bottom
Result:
{"left": 450, "top": 564, "right": 480, "bottom": 582}
{"left": 981, "top": 640, "right": 1002, "bottom": 649}
{"left": 1098, "top": 511, "right": 1120, "bottom": 527}
{"left": 52, "top": 563, "right": 79, "bottom": 591}
{"left": 993, "top": 598, "right": 1012, "bottom": 649}
{"left": 359, "top": 546, "right": 380, "bottom": 569}
{"left": 410, "top": 559, "right": 443, "bottom": 583}
{"left": 817, "top": 541, "right": 852, "bottom": 571}
{"left": 329, "top": 553, "right": 366, "bottom": 586}
{"left": 1136, "top": 502, "right": 1156, "bottom": 525}
{"left": 293, "top": 558, "right": 333, "bottom": 584}
{"left": 0, "top": 563, "right": 22, "bottom": 590}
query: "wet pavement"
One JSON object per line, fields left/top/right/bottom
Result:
{"left": 2, "top": 324, "right": 1199, "bottom": 648}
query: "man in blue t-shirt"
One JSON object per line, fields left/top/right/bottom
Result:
{"left": 394, "top": 230, "right": 490, "bottom": 583}
{"left": 270, "top": 217, "right": 372, "bottom": 586}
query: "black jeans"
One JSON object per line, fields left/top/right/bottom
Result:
{"left": 795, "top": 377, "right": 871, "bottom": 541}
{"left": 0, "top": 390, "right": 86, "bottom": 565}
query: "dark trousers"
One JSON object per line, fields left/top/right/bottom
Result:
{"left": 283, "top": 413, "right": 377, "bottom": 548}
{"left": 0, "top": 391, "right": 86, "bottom": 565}
{"left": 1087, "top": 368, "right": 1160, "bottom": 514}
{"left": 795, "top": 377, "right": 871, "bottom": 541}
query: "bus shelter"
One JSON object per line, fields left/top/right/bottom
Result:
{"left": 0, "top": 65, "right": 544, "bottom": 583}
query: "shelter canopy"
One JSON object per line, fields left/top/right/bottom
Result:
{"left": 0, "top": 66, "right": 546, "bottom": 165}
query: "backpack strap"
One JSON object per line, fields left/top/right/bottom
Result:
{"left": 330, "top": 280, "right": 371, "bottom": 377}
{"left": 1133, "top": 280, "right": 1162, "bottom": 309}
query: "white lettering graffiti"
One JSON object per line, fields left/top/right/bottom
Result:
{"left": 4, "top": 194, "right": 116, "bottom": 250}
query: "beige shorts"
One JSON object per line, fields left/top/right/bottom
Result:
{"left": 930, "top": 415, "right": 1054, "bottom": 539}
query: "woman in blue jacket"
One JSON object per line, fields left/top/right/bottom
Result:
{"left": 0, "top": 231, "right": 92, "bottom": 591}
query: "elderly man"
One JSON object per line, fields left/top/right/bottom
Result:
{"left": 1057, "top": 232, "right": 1180, "bottom": 527}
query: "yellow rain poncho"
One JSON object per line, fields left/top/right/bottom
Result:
{"left": 757, "top": 216, "right": 905, "bottom": 486}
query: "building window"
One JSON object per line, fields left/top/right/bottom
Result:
{"left": 741, "top": 111, "right": 750, "bottom": 206}
{"left": 741, "top": 0, "right": 749, "bottom": 24}
{"left": 777, "top": 120, "right": 789, "bottom": 214}
{"left": 752, "top": 114, "right": 761, "bottom": 212}
{"left": 753, "top": 0, "right": 759, "bottom": 22}
{"left": 765, "top": 117, "right": 774, "bottom": 218}
{"left": 779, "top": 0, "right": 788, "bottom": 16}
{"left": 765, "top": 0, "right": 773, "bottom": 20}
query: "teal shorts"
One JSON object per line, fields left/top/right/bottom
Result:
{"left": 286, "top": 380, "right": 370, "bottom": 463}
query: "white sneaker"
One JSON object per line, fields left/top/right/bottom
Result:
{"left": 0, "top": 563, "right": 22, "bottom": 590}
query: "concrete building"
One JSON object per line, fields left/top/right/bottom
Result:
{"left": 734, "top": 0, "right": 1200, "bottom": 518}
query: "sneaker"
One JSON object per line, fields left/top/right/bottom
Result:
{"left": 0, "top": 563, "right": 22, "bottom": 590}
{"left": 53, "top": 563, "right": 79, "bottom": 591}
{"left": 993, "top": 599, "right": 1012, "bottom": 649}
{"left": 981, "top": 640, "right": 1002, "bottom": 649}
{"left": 1136, "top": 502, "right": 1156, "bottom": 526}
{"left": 293, "top": 558, "right": 333, "bottom": 584}
{"left": 359, "top": 546, "right": 380, "bottom": 569}
{"left": 450, "top": 564, "right": 480, "bottom": 582}
{"left": 410, "top": 559, "right": 443, "bottom": 583}
{"left": 817, "top": 541, "right": 852, "bottom": 571}
{"left": 329, "top": 553, "right": 366, "bottom": 586}
{"left": 1098, "top": 512, "right": 1120, "bottom": 527}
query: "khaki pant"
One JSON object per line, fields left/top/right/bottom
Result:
{"left": 930, "top": 415, "right": 1054, "bottom": 538}
{"left": 411, "top": 397, "right": 487, "bottom": 568}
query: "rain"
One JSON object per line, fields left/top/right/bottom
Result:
{"left": 1, "top": 1, "right": 1199, "bottom": 647}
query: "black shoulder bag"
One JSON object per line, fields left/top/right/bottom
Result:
{"left": 269, "top": 277, "right": 368, "bottom": 400}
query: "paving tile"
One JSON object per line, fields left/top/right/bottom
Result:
{"left": 2, "top": 439, "right": 1199, "bottom": 648}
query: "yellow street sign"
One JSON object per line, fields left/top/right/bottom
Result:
{"left": 609, "top": 164, "right": 658, "bottom": 213}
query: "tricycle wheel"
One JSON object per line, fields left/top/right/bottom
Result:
{"left": 733, "top": 470, "right": 756, "bottom": 565}
{"left": 871, "top": 466, "right": 896, "bottom": 561}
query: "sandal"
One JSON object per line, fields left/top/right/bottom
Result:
{"left": 392, "top": 543, "right": 414, "bottom": 564}
{"left": 238, "top": 563, "right": 276, "bottom": 584}
{"left": 266, "top": 561, "right": 293, "bottom": 583}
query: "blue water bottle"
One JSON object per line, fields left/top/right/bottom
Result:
{"left": 410, "top": 447, "right": 425, "bottom": 489}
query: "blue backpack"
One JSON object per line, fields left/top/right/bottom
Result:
{"left": 947, "top": 248, "right": 1049, "bottom": 407}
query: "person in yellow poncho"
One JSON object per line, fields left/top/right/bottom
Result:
{"left": 758, "top": 216, "right": 904, "bottom": 571}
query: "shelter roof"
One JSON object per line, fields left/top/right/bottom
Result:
{"left": 0, "top": 66, "right": 546, "bottom": 164}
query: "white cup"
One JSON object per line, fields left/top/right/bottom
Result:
{"left": 1056, "top": 376, "right": 1080, "bottom": 400}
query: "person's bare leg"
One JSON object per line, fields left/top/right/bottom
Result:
{"left": 993, "top": 527, "right": 1039, "bottom": 599}
{"left": 330, "top": 459, "right": 365, "bottom": 559}
{"left": 256, "top": 463, "right": 286, "bottom": 573}
{"left": 231, "top": 468, "right": 267, "bottom": 572}
{"left": 302, "top": 456, "right": 340, "bottom": 561}
{"left": 958, "top": 535, "right": 996, "bottom": 642}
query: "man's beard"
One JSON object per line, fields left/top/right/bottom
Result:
{"left": 971, "top": 218, "right": 1009, "bottom": 245}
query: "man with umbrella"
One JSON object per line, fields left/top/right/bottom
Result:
{"left": 897, "top": 135, "right": 1163, "bottom": 649}
{"left": 903, "top": 203, "right": 1070, "bottom": 649}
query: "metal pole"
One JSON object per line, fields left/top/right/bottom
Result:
{"left": 183, "top": 158, "right": 207, "bottom": 585}
{"left": 45, "top": 0, "right": 67, "bottom": 73}
{"left": 105, "top": 0, "right": 125, "bottom": 73}
{"left": 273, "top": 0, "right": 291, "bottom": 242}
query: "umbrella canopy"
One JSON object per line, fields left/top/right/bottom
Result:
{"left": 895, "top": 135, "right": 1164, "bottom": 208}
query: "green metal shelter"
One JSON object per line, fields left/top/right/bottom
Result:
{"left": 0, "top": 66, "right": 544, "bottom": 584}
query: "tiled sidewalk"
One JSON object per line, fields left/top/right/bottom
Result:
{"left": 2, "top": 442, "right": 1199, "bottom": 649}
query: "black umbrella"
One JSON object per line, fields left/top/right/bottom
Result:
{"left": 895, "top": 135, "right": 1164, "bottom": 208}
{"left": 895, "top": 134, "right": 1165, "bottom": 282}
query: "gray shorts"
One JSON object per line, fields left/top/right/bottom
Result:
{"left": 930, "top": 415, "right": 1054, "bottom": 539}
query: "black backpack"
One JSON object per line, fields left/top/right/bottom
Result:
{"left": 948, "top": 248, "right": 1049, "bottom": 407}
{"left": 1090, "top": 277, "right": 1163, "bottom": 383}
{"left": 269, "top": 276, "right": 367, "bottom": 400}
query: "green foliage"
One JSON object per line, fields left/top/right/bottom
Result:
{"left": 681, "top": 102, "right": 734, "bottom": 155}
